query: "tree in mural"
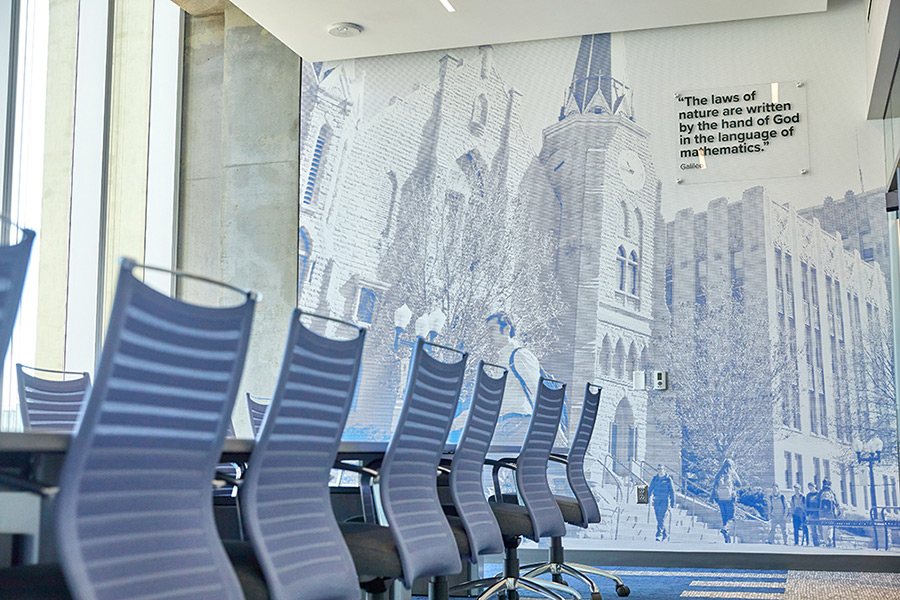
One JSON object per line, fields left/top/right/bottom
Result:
{"left": 655, "top": 295, "right": 795, "bottom": 497}
{"left": 372, "top": 146, "right": 565, "bottom": 398}
{"left": 857, "top": 327, "right": 898, "bottom": 464}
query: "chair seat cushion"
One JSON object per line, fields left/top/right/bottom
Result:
{"left": 555, "top": 495, "right": 586, "bottom": 526}
{"left": 0, "top": 563, "right": 71, "bottom": 600}
{"left": 489, "top": 501, "right": 534, "bottom": 538}
{"left": 222, "top": 540, "right": 272, "bottom": 600}
{"left": 446, "top": 514, "right": 472, "bottom": 558}
{"left": 339, "top": 521, "right": 404, "bottom": 582}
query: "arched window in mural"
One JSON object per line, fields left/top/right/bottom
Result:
{"left": 628, "top": 250, "right": 639, "bottom": 295}
{"left": 613, "top": 339, "right": 625, "bottom": 380}
{"left": 621, "top": 201, "right": 630, "bottom": 237}
{"left": 356, "top": 287, "right": 377, "bottom": 325}
{"left": 469, "top": 94, "right": 488, "bottom": 135}
{"left": 617, "top": 246, "right": 627, "bottom": 292}
{"left": 298, "top": 227, "right": 312, "bottom": 296}
{"left": 626, "top": 342, "right": 638, "bottom": 381}
{"left": 601, "top": 335, "right": 612, "bottom": 376}
{"left": 609, "top": 397, "right": 635, "bottom": 475}
{"left": 458, "top": 150, "right": 487, "bottom": 198}
{"left": 303, "top": 124, "right": 331, "bottom": 205}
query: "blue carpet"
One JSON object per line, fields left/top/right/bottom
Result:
{"left": 416, "top": 566, "right": 789, "bottom": 600}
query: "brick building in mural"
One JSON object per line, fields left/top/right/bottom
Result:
{"left": 651, "top": 187, "right": 897, "bottom": 514}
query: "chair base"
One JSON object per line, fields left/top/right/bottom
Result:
{"left": 519, "top": 537, "right": 630, "bottom": 598}
{"left": 446, "top": 544, "right": 582, "bottom": 600}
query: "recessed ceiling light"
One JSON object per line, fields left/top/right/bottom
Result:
{"left": 438, "top": 0, "right": 456, "bottom": 13}
{"left": 328, "top": 22, "right": 363, "bottom": 38}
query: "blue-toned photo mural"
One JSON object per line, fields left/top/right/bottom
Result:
{"left": 299, "top": 2, "right": 898, "bottom": 552}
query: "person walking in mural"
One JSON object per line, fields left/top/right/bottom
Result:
{"left": 806, "top": 482, "right": 821, "bottom": 547}
{"left": 486, "top": 312, "right": 567, "bottom": 446}
{"left": 818, "top": 479, "right": 840, "bottom": 547}
{"left": 790, "top": 484, "right": 808, "bottom": 546}
{"left": 766, "top": 484, "right": 789, "bottom": 545}
{"left": 712, "top": 458, "right": 742, "bottom": 543}
{"left": 649, "top": 464, "right": 676, "bottom": 541}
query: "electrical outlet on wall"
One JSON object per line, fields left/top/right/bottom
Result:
{"left": 632, "top": 370, "right": 646, "bottom": 391}
{"left": 637, "top": 485, "right": 649, "bottom": 504}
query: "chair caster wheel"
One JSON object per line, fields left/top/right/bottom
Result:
{"left": 616, "top": 584, "right": 630, "bottom": 597}
{"left": 590, "top": 592, "right": 603, "bottom": 600}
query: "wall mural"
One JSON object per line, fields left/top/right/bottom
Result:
{"left": 299, "top": 7, "right": 898, "bottom": 552}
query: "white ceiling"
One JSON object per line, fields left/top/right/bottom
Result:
{"left": 230, "top": 0, "right": 828, "bottom": 63}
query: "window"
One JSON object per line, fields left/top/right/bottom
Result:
{"left": 628, "top": 250, "right": 639, "bottom": 295}
{"left": 850, "top": 466, "right": 857, "bottom": 506}
{"left": 731, "top": 249, "right": 744, "bottom": 300}
{"left": 617, "top": 246, "right": 627, "bottom": 291}
{"left": 469, "top": 94, "right": 488, "bottom": 135}
{"left": 795, "top": 453, "right": 804, "bottom": 487}
{"left": 775, "top": 249, "right": 783, "bottom": 290}
{"left": 810, "top": 267, "right": 819, "bottom": 306}
{"left": 819, "top": 393, "right": 828, "bottom": 437}
{"left": 839, "top": 464, "right": 848, "bottom": 504}
{"left": 621, "top": 202, "right": 630, "bottom": 237}
{"left": 892, "top": 478, "right": 898, "bottom": 506}
{"left": 785, "top": 451, "right": 793, "bottom": 489}
{"left": 809, "top": 390, "right": 818, "bottom": 434}
{"left": 665, "top": 267, "right": 673, "bottom": 308}
{"left": 695, "top": 258, "right": 707, "bottom": 306}
{"left": 884, "top": 475, "right": 892, "bottom": 507}
{"left": 303, "top": 125, "right": 330, "bottom": 204}
{"left": 298, "top": 227, "right": 312, "bottom": 296}
{"left": 824, "top": 459, "right": 831, "bottom": 483}
{"left": 801, "top": 262, "right": 809, "bottom": 302}
{"left": 784, "top": 253, "right": 793, "bottom": 294}
{"left": 825, "top": 275, "right": 833, "bottom": 313}
{"left": 813, "top": 457, "right": 821, "bottom": 488}
{"left": 356, "top": 287, "right": 377, "bottom": 325}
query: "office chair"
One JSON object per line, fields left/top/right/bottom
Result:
{"left": 451, "top": 377, "right": 579, "bottom": 600}
{"left": 0, "top": 258, "right": 256, "bottom": 600}
{"left": 0, "top": 224, "right": 33, "bottom": 371}
{"left": 16, "top": 365, "right": 91, "bottom": 432}
{"left": 340, "top": 338, "right": 468, "bottom": 599}
{"left": 521, "top": 383, "right": 629, "bottom": 598}
{"left": 225, "top": 310, "right": 366, "bottom": 600}
{"left": 245, "top": 392, "right": 269, "bottom": 438}
{"left": 429, "top": 361, "right": 508, "bottom": 600}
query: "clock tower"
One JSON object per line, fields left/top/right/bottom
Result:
{"left": 533, "top": 34, "right": 659, "bottom": 471}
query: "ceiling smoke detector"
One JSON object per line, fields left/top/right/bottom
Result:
{"left": 328, "top": 22, "right": 363, "bottom": 38}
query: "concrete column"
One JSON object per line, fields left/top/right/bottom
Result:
{"left": 179, "top": 6, "right": 300, "bottom": 435}
{"left": 35, "top": 0, "right": 79, "bottom": 370}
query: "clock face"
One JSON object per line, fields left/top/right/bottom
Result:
{"left": 617, "top": 149, "right": 646, "bottom": 191}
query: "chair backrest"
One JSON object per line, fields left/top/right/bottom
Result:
{"left": 566, "top": 383, "right": 602, "bottom": 526}
{"left": 241, "top": 310, "right": 365, "bottom": 600}
{"left": 245, "top": 392, "right": 269, "bottom": 438}
{"left": 55, "top": 260, "right": 255, "bottom": 600}
{"left": 380, "top": 338, "right": 467, "bottom": 587}
{"left": 450, "top": 361, "right": 507, "bottom": 560}
{"left": 16, "top": 365, "right": 91, "bottom": 432}
{"left": 516, "top": 376, "right": 567, "bottom": 540}
{"left": 0, "top": 227, "right": 34, "bottom": 369}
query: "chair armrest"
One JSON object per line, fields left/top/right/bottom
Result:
{"left": 549, "top": 453, "right": 569, "bottom": 465}
{"left": 0, "top": 472, "right": 57, "bottom": 497}
{"left": 333, "top": 460, "right": 379, "bottom": 524}
{"left": 486, "top": 457, "right": 517, "bottom": 503}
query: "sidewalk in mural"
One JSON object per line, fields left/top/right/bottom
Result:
{"left": 532, "top": 481, "right": 900, "bottom": 553}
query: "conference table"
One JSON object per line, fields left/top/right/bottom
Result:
{"left": 0, "top": 431, "right": 529, "bottom": 564}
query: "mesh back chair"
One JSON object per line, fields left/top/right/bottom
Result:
{"left": 449, "top": 361, "right": 508, "bottom": 560}
{"left": 379, "top": 338, "right": 467, "bottom": 585}
{"left": 0, "top": 226, "right": 34, "bottom": 372}
{"left": 0, "top": 259, "right": 257, "bottom": 600}
{"left": 451, "top": 376, "right": 577, "bottom": 600}
{"left": 521, "top": 384, "right": 630, "bottom": 599}
{"left": 16, "top": 365, "right": 91, "bottom": 432}
{"left": 339, "top": 337, "right": 468, "bottom": 599}
{"left": 228, "top": 311, "right": 366, "bottom": 600}
{"left": 245, "top": 393, "right": 269, "bottom": 438}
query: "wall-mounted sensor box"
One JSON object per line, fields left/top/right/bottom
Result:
{"left": 637, "top": 485, "right": 649, "bottom": 504}
{"left": 653, "top": 370, "right": 667, "bottom": 390}
{"left": 632, "top": 370, "right": 646, "bottom": 391}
